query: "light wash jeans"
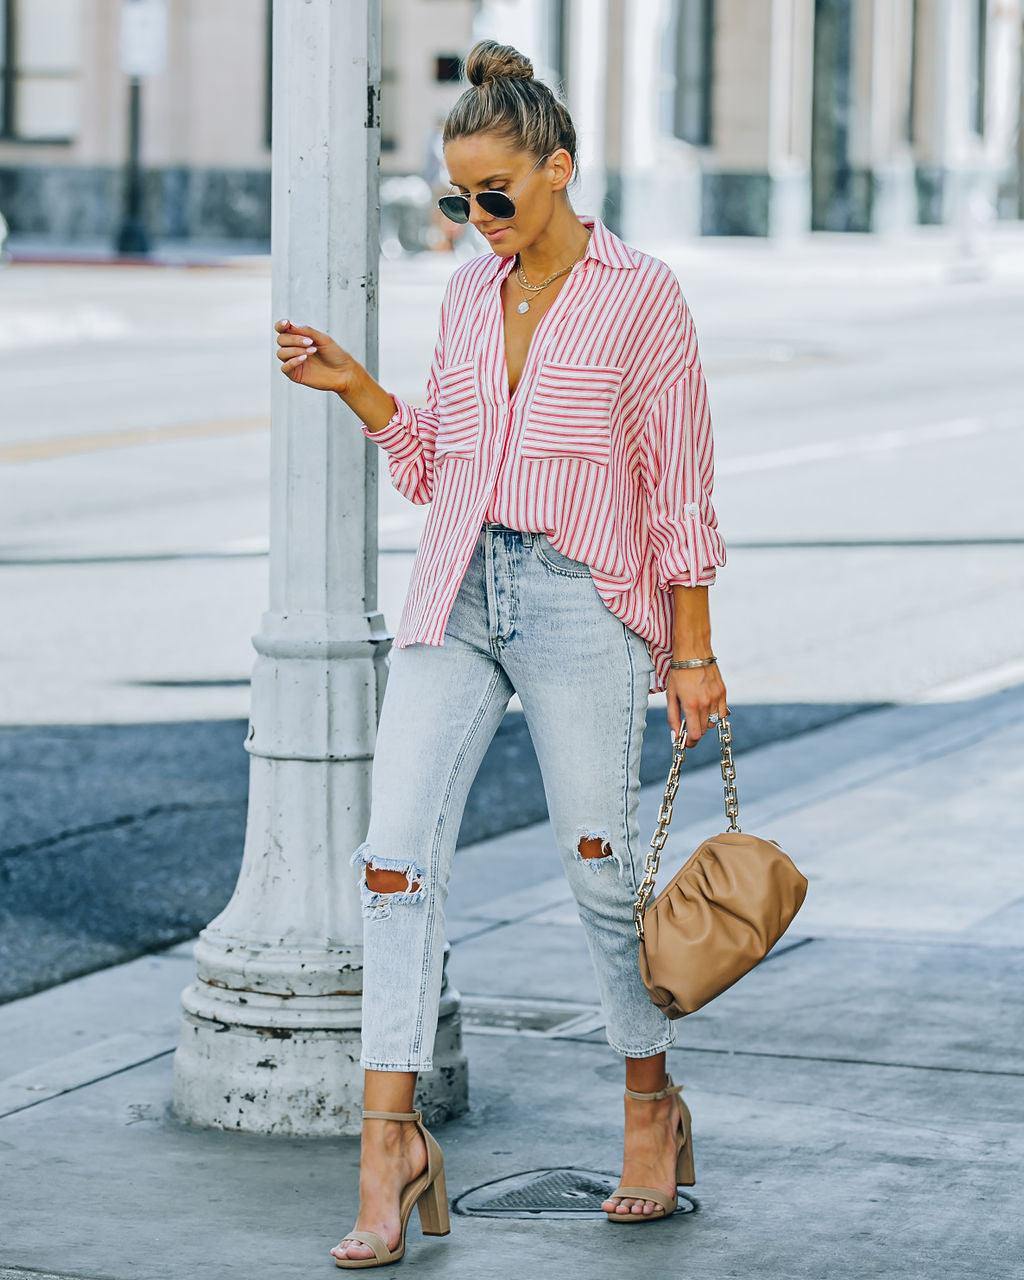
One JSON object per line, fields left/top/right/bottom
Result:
{"left": 354, "top": 524, "right": 675, "bottom": 1070}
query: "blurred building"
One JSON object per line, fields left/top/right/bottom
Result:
{"left": 0, "top": 0, "right": 1020, "bottom": 246}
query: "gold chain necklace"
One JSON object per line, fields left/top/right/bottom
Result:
{"left": 514, "top": 238, "right": 590, "bottom": 314}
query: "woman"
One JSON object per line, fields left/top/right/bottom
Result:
{"left": 275, "top": 40, "right": 727, "bottom": 1269}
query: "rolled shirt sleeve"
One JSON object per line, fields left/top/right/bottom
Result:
{"left": 640, "top": 295, "right": 727, "bottom": 589}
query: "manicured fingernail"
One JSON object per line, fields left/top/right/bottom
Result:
{"left": 302, "top": 337, "right": 314, "bottom": 346}
{"left": 307, "top": 347, "right": 317, "bottom": 354}
{"left": 298, "top": 353, "right": 307, "bottom": 361}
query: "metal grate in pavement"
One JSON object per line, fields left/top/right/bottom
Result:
{"left": 454, "top": 1167, "right": 696, "bottom": 1219}
{"left": 460, "top": 995, "right": 604, "bottom": 1038}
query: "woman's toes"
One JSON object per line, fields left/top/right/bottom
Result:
{"left": 332, "top": 1240, "right": 371, "bottom": 1260}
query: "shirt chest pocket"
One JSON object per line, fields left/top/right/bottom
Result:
{"left": 435, "top": 361, "right": 481, "bottom": 461}
{"left": 521, "top": 361, "right": 625, "bottom": 466}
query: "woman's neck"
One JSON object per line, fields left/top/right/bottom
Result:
{"left": 516, "top": 207, "right": 591, "bottom": 281}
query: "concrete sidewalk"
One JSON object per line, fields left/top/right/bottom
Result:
{"left": 2, "top": 689, "right": 1023, "bottom": 1279}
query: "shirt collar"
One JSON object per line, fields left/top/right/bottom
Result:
{"left": 484, "top": 214, "right": 640, "bottom": 282}
{"left": 580, "top": 215, "right": 642, "bottom": 270}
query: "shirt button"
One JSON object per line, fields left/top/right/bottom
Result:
{"left": 684, "top": 502, "right": 700, "bottom": 517}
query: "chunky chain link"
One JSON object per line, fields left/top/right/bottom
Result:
{"left": 719, "top": 716, "right": 741, "bottom": 833}
{"left": 634, "top": 718, "right": 741, "bottom": 940}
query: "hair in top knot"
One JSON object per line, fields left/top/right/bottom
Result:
{"left": 465, "top": 40, "right": 534, "bottom": 87}
{"left": 444, "top": 39, "right": 578, "bottom": 179}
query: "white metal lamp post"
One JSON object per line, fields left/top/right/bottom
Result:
{"left": 172, "top": 0, "right": 467, "bottom": 1136}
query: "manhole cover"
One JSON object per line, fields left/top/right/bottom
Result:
{"left": 454, "top": 1168, "right": 696, "bottom": 1219}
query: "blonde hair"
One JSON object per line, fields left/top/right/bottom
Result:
{"left": 442, "top": 40, "right": 578, "bottom": 179}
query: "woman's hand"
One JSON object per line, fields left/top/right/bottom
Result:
{"left": 274, "top": 318, "right": 359, "bottom": 395}
{"left": 666, "top": 664, "right": 728, "bottom": 748}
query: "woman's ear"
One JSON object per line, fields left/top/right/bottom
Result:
{"left": 548, "top": 147, "right": 575, "bottom": 193}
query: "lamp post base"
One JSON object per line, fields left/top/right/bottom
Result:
{"left": 172, "top": 955, "right": 468, "bottom": 1136}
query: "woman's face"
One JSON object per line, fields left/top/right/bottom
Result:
{"left": 442, "top": 133, "right": 563, "bottom": 257}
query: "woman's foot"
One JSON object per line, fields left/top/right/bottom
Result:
{"left": 601, "top": 1089, "right": 683, "bottom": 1218}
{"left": 331, "top": 1118, "right": 428, "bottom": 1263}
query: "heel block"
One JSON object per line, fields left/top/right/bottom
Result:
{"left": 415, "top": 1167, "right": 451, "bottom": 1237}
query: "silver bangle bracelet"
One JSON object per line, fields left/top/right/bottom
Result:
{"left": 669, "top": 656, "right": 717, "bottom": 669}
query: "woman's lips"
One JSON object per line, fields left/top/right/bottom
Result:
{"left": 485, "top": 228, "right": 510, "bottom": 240}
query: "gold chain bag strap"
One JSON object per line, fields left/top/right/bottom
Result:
{"left": 635, "top": 718, "right": 808, "bottom": 1019}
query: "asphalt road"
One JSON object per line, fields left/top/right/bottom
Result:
{"left": 1, "top": 224, "right": 1022, "bottom": 999}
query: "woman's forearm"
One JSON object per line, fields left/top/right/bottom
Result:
{"left": 336, "top": 365, "right": 400, "bottom": 434}
{"left": 670, "top": 585, "right": 714, "bottom": 658}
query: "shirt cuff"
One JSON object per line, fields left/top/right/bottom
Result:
{"left": 655, "top": 506, "right": 726, "bottom": 589}
{"left": 360, "top": 394, "right": 420, "bottom": 459}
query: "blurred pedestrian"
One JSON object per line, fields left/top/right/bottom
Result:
{"left": 275, "top": 37, "right": 727, "bottom": 1268}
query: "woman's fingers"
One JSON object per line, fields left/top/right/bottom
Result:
{"left": 277, "top": 342, "right": 317, "bottom": 362}
{"left": 670, "top": 686, "right": 728, "bottom": 747}
{"left": 275, "top": 318, "right": 330, "bottom": 344}
{"left": 280, "top": 352, "right": 311, "bottom": 377}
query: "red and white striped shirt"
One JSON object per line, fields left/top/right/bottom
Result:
{"left": 363, "top": 214, "right": 726, "bottom": 692}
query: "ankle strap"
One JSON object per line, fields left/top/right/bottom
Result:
{"left": 362, "top": 1108, "right": 422, "bottom": 1123}
{"left": 624, "top": 1074, "right": 684, "bottom": 1103}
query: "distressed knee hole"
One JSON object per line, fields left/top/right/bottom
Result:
{"left": 574, "top": 827, "right": 623, "bottom": 876}
{"left": 351, "top": 843, "right": 426, "bottom": 920}
{"left": 365, "top": 865, "right": 422, "bottom": 894}
{"left": 578, "top": 836, "right": 612, "bottom": 860}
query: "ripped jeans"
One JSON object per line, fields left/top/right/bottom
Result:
{"left": 353, "top": 524, "right": 675, "bottom": 1070}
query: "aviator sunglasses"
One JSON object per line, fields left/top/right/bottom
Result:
{"left": 437, "top": 153, "right": 550, "bottom": 224}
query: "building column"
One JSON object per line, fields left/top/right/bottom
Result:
{"left": 171, "top": 0, "right": 467, "bottom": 1136}
{"left": 565, "top": 0, "right": 612, "bottom": 224}
{"left": 704, "top": 0, "right": 815, "bottom": 236}
{"left": 909, "top": 0, "right": 1023, "bottom": 225}
{"left": 813, "top": 0, "right": 917, "bottom": 232}
{"left": 614, "top": 0, "right": 703, "bottom": 245}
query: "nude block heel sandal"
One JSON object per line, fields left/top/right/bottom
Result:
{"left": 333, "top": 1108, "right": 451, "bottom": 1269}
{"left": 606, "top": 1075, "right": 695, "bottom": 1223}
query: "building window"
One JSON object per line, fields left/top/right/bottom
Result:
{"left": 435, "top": 55, "right": 461, "bottom": 83}
{"left": 662, "top": 0, "right": 714, "bottom": 147}
{"left": 0, "top": 0, "right": 81, "bottom": 142}
{"left": 967, "top": 0, "right": 987, "bottom": 136}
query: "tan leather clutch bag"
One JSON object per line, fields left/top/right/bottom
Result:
{"left": 635, "top": 718, "right": 808, "bottom": 1019}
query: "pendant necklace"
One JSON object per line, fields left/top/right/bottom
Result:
{"left": 514, "top": 239, "right": 589, "bottom": 314}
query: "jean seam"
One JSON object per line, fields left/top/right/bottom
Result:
{"left": 361, "top": 1058, "right": 434, "bottom": 1072}
{"left": 534, "top": 537, "right": 592, "bottom": 578}
{"left": 506, "top": 533, "right": 521, "bottom": 643}
{"left": 621, "top": 624, "right": 641, "bottom": 897}
{"left": 409, "top": 661, "right": 507, "bottom": 1061}
{"left": 606, "top": 1030, "right": 676, "bottom": 1058}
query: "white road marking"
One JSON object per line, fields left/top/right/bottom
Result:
{"left": 916, "top": 658, "right": 1024, "bottom": 703}
{"left": 719, "top": 417, "right": 987, "bottom": 475}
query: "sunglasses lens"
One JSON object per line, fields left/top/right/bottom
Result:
{"left": 476, "top": 191, "right": 516, "bottom": 219}
{"left": 438, "top": 196, "right": 470, "bottom": 224}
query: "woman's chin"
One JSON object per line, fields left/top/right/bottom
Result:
{"left": 481, "top": 227, "right": 516, "bottom": 253}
